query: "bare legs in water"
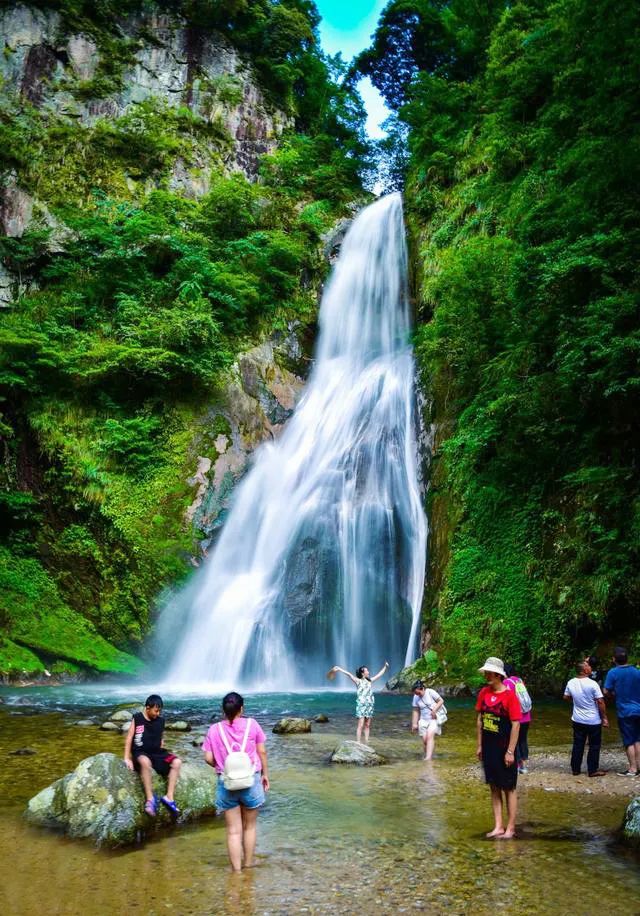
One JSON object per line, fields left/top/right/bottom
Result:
{"left": 356, "top": 716, "right": 372, "bottom": 743}
{"left": 486, "top": 785, "right": 517, "bottom": 839}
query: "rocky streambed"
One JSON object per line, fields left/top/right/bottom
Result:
{"left": 1, "top": 688, "right": 639, "bottom": 915}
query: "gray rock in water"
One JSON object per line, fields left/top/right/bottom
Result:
{"left": 622, "top": 796, "right": 640, "bottom": 848}
{"left": 100, "top": 721, "right": 121, "bottom": 732}
{"left": 25, "top": 752, "right": 217, "bottom": 846}
{"left": 272, "top": 718, "right": 312, "bottom": 735}
{"left": 11, "top": 747, "right": 37, "bottom": 756}
{"left": 109, "top": 709, "right": 134, "bottom": 723}
{"left": 314, "top": 714, "right": 330, "bottom": 723}
{"left": 330, "top": 741, "right": 387, "bottom": 766}
{"left": 120, "top": 723, "right": 131, "bottom": 733}
{"left": 191, "top": 735, "right": 205, "bottom": 747}
{"left": 165, "top": 720, "right": 191, "bottom": 732}
{"left": 74, "top": 720, "right": 96, "bottom": 727}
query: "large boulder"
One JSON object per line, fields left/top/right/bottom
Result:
{"left": 25, "top": 752, "right": 216, "bottom": 846}
{"left": 622, "top": 796, "right": 640, "bottom": 848}
{"left": 330, "top": 741, "right": 387, "bottom": 766}
{"left": 272, "top": 718, "right": 312, "bottom": 735}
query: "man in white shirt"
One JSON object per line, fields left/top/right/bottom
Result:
{"left": 563, "top": 660, "right": 609, "bottom": 777}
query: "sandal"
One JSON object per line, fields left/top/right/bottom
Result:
{"left": 160, "top": 796, "right": 180, "bottom": 817}
{"left": 144, "top": 797, "right": 158, "bottom": 817}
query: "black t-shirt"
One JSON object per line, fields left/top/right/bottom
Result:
{"left": 132, "top": 711, "right": 164, "bottom": 756}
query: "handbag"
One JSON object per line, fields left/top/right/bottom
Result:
{"left": 420, "top": 691, "right": 447, "bottom": 726}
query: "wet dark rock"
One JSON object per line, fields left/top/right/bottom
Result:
{"left": 25, "top": 752, "right": 216, "bottom": 846}
{"left": 314, "top": 714, "right": 330, "bottom": 723}
{"left": 209, "top": 713, "right": 220, "bottom": 723}
{"left": 191, "top": 736, "right": 205, "bottom": 747}
{"left": 272, "top": 718, "right": 312, "bottom": 735}
{"left": 11, "top": 747, "right": 37, "bottom": 756}
{"left": 623, "top": 796, "right": 640, "bottom": 848}
{"left": 330, "top": 741, "right": 386, "bottom": 766}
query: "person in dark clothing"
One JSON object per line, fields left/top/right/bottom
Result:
{"left": 124, "top": 694, "right": 182, "bottom": 817}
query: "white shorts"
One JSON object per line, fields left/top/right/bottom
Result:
{"left": 418, "top": 719, "right": 441, "bottom": 738}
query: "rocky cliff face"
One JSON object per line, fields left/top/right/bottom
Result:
{"left": 0, "top": 3, "right": 291, "bottom": 275}
{"left": 184, "top": 324, "right": 308, "bottom": 556}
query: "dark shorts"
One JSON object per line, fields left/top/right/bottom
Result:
{"left": 133, "top": 751, "right": 177, "bottom": 778}
{"left": 618, "top": 715, "right": 640, "bottom": 747}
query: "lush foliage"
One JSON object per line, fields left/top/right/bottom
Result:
{"left": 364, "top": 0, "right": 640, "bottom": 681}
{"left": 0, "top": 0, "right": 369, "bottom": 675}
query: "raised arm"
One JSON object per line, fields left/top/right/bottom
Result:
{"left": 331, "top": 666, "right": 358, "bottom": 685}
{"left": 371, "top": 661, "right": 390, "bottom": 682}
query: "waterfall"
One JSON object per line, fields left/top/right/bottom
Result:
{"left": 161, "top": 193, "right": 427, "bottom": 690}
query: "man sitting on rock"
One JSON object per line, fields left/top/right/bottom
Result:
{"left": 124, "top": 694, "right": 182, "bottom": 817}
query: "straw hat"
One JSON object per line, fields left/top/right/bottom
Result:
{"left": 479, "top": 656, "right": 506, "bottom": 677}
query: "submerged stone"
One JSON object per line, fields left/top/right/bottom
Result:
{"left": 11, "top": 747, "right": 37, "bottom": 756}
{"left": 622, "top": 796, "right": 640, "bottom": 848}
{"left": 272, "top": 718, "right": 312, "bottom": 734}
{"left": 25, "top": 752, "right": 216, "bottom": 847}
{"left": 330, "top": 741, "right": 387, "bottom": 766}
{"left": 108, "top": 709, "right": 134, "bottom": 723}
{"left": 165, "top": 720, "right": 191, "bottom": 731}
{"left": 74, "top": 720, "right": 96, "bottom": 727}
{"left": 100, "top": 721, "right": 120, "bottom": 732}
{"left": 314, "top": 714, "right": 330, "bottom": 723}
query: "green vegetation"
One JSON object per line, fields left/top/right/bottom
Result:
{"left": 363, "top": 0, "right": 640, "bottom": 683}
{"left": 0, "top": 0, "right": 369, "bottom": 676}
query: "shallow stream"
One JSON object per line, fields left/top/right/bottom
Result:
{"left": 0, "top": 687, "right": 638, "bottom": 915}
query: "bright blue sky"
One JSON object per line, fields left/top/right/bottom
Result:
{"left": 314, "top": 0, "right": 390, "bottom": 139}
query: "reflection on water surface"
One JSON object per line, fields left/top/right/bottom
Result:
{"left": 0, "top": 688, "right": 637, "bottom": 915}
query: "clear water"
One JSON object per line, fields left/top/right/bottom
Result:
{"left": 157, "top": 193, "right": 427, "bottom": 691}
{"left": 0, "top": 686, "right": 638, "bottom": 916}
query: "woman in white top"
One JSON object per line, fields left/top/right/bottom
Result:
{"left": 411, "top": 679, "right": 445, "bottom": 759}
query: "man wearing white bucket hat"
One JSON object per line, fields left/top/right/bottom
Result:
{"left": 475, "top": 656, "right": 522, "bottom": 839}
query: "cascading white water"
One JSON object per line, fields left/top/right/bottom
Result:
{"left": 160, "top": 193, "right": 427, "bottom": 690}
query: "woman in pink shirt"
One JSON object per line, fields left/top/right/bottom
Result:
{"left": 504, "top": 664, "right": 532, "bottom": 774}
{"left": 203, "top": 691, "right": 270, "bottom": 872}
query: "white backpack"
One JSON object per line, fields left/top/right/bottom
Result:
{"left": 218, "top": 718, "right": 255, "bottom": 790}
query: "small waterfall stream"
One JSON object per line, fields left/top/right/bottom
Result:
{"left": 161, "top": 193, "right": 427, "bottom": 689}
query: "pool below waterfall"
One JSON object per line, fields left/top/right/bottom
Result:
{"left": 0, "top": 686, "right": 638, "bottom": 915}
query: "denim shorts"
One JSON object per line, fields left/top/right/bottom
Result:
{"left": 215, "top": 773, "right": 265, "bottom": 811}
{"left": 618, "top": 715, "right": 640, "bottom": 747}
